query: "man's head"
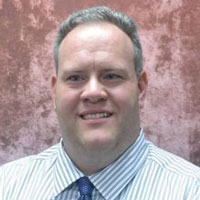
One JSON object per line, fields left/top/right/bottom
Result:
{"left": 54, "top": 6, "right": 143, "bottom": 77}
{"left": 51, "top": 6, "right": 147, "bottom": 174}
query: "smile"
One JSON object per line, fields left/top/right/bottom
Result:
{"left": 81, "top": 112, "right": 112, "bottom": 120}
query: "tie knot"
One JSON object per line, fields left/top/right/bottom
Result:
{"left": 77, "top": 176, "right": 94, "bottom": 196}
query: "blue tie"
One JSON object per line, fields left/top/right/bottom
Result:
{"left": 77, "top": 176, "right": 94, "bottom": 200}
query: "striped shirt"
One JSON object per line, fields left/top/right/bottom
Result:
{"left": 0, "top": 131, "right": 200, "bottom": 200}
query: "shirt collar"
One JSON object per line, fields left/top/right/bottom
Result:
{"left": 54, "top": 130, "right": 149, "bottom": 199}
{"left": 90, "top": 130, "right": 149, "bottom": 200}
{"left": 54, "top": 139, "right": 84, "bottom": 196}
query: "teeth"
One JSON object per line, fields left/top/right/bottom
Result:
{"left": 82, "top": 113, "right": 111, "bottom": 120}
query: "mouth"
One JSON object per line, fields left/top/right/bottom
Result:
{"left": 80, "top": 112, "right": 112, "bottom": 120}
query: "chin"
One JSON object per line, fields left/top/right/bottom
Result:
{"left": 82, "top": 132, "right": 117, "bottom": 150}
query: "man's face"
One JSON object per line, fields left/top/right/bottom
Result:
{"left": 51, "top": 23, "right": 147, "bottom": 155}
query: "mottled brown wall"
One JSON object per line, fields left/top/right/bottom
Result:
{"left": 0, "top": 0, "right": 199, "bottom": 166}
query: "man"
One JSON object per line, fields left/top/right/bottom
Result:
{"left": 0, "top": 6, "right": 200, "bottom": 200}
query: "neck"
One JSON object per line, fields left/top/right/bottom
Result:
{"left": 63, "top": 130, "right": 140, "bottom": 175}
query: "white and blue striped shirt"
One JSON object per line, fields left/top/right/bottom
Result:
{"left": 0, "top": 131, "right": 200, "bottom": 200}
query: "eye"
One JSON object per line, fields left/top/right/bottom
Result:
{"left": 66, "top": 75, "right": 85, "bottom": 82}
{"left": 104, "top": 73, "right": 122, "bottom": 80}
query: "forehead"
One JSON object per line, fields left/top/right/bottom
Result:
{"left": 59, "top": 22, "right": 134, "bottom": 56}
{"left": 58, "top": 22, "right": 135, "bottom": 73}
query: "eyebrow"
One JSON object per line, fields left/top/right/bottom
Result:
{"left": 60, "top": 68, "right": 85, "bottom": 75}
{"left": 101, "top": 68, "right": 127, "bottom": 72}
{"left": 61, "top": 68, "right": 127, "bottom": 75}
{"left": 60, "top": 63, "right": 129, "bottom": 74}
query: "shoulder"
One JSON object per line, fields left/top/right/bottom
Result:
{"left": 147, "top": 141, "right": 200, "bottom": 181}
{"left": 0, "top": 143, "right": 60, "bottom": 179}
{"left": 144, "top": 142, "right": 200, "bottom": 198}
{"left": 0, "top": 143, "right": 61, "bottom": 199}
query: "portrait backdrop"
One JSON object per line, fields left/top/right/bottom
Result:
{"left": 0, "top": 0, "right": 199, "bottom": 166}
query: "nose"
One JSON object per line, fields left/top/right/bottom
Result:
{"left": 80, "top": 77, "right": 108, "bottom": 103}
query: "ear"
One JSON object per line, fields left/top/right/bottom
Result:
{"left": 138, "top": 70, "right": 148, "bottom": 101}
{"left": 50, "top": 74, "right": 57, "bottom": 109}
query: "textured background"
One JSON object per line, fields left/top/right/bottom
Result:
{"left": 0, "top": 0, "right": 199, "bottom": 166}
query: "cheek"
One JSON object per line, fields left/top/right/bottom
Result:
{"left": 111, "top": 86, "right": 139, "bottom": 109}
{"left": 55, "top": 89, "right": 80, "bottom": 113}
